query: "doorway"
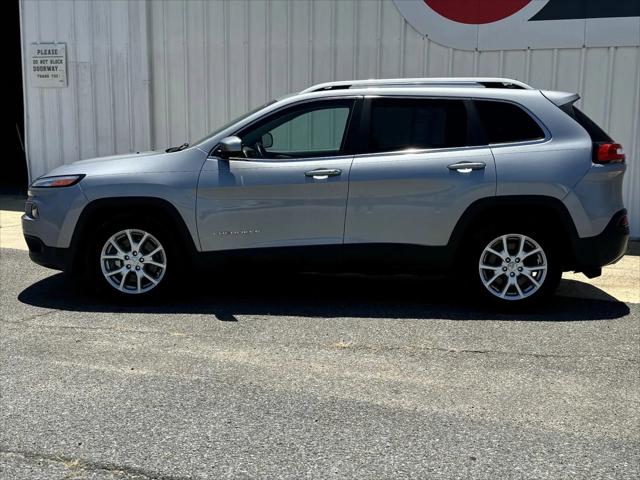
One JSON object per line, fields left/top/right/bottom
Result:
{"left": 5, "top": 0, "right": 28, "bottom": 195}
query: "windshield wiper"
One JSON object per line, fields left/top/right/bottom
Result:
{"left": 165, "top": 142, "right": 189, "bottom": 153}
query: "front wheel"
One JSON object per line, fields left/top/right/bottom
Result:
{"left": 92, "top": 222, "right": 174, "bottom": 298}
{"left": 472, "top": 231, "right": 561, "bottom": 305}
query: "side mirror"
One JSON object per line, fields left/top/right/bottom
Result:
{"left": 261, "top": 132, "right": 273, "bottom": 149}
{"left": 218, "top": 136, "right": 243, "bottom": 158}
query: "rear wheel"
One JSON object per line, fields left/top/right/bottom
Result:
{"left": 470, "top": 230, "right": 561, "bottom": 306}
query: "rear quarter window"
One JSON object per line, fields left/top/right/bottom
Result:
{"left": 559, "top": 104, "right": 612, "bottom": 142}
{"left": 474, "top": 101, "right": 545, "bottom": 144}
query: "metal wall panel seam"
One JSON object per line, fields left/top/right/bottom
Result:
{"left": 473, "top": 50, "right": 479, "bottom": 76}
{"left": 551, "top": 49, "right": 558, "bottom": 89}
{"left": 126, "top": 1, "right": 134, "bottom": 152}
{"left": 245, "top": 0, "right": 251, "bottom": 110}
{"left": 88, "top": 0, "right": 97, "bottom": 157}
{"left": 18, "top": 0, "right": 30, "bottom": 181}
{"left": 376, "top": 0, "right": 383, "bottom": 77}
{"left": 307, "top": 0, "right": 313, "bottom": 85}
{"left": 578, "top": 47, "right": 586, "bottom": 109}
{"left": 162, "top": 0, "right": 170, "bottom": 146}
{"left": 35, "top": 3, "right": 46, "bottom": 176}
{"left": 143, "top": 0, "right": 153, "bottom": 150}
{"left": 286, "top": 0, "right": 292, "bottom": 147}
{"left": 286, "top": 0, "right": 292, "bottom": 93}
{"left": 72, "top": 0, "right": 81, "bottom": 161}
{"left": 331, "top": 0, "right": 337, "bottom": 82}
{"left": 604, "top": 46, "right": 616, "bottom": 131}
{"left": 422, "top": 35, "right": 428, "bottom": 76}
{"left": 54, "top": 3, "right": 63, "bottom": 168}
{"left": 202, "top": 0, "right": 209, "bottom": 135}
{"left": 182, "top": 3, "right": 189, "bottom": 143}
{"left": 352, "top": 1, "right": 359, "bottom": 79}
{"left": 106, "top": 3, "right": 116, "bottom": 154}
{"left": 266, "top": 0, "right": 272, "bottom": 100}
{"left": 629, "top": 52, "right": 640, "bottom": 224}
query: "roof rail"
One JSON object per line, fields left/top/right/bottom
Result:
{"left": 300, "top": 77, "right": 533, "bottom": 93}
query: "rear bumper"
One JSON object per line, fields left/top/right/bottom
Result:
{"left": 24, "top": 235, "right": 73, "bottom": 272}
{"left": 571, "top": 209, "right": 629, "bottom": 276}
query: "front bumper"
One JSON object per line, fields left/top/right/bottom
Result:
{"left": 24, "top": 234, "right": 73, "bottom": 272}
{"left": 572, "top": 209, "right": 629, "bottom": 277}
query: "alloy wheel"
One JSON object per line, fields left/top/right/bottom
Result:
{"left": 100, "top": 229, "right": 167, "bottom": 294}
{"left": 478, "top": 233, "right": 548, "bottom": 301}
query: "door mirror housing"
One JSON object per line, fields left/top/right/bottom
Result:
{"left": 218, "top": 136, "right": 243, "bottom": 158}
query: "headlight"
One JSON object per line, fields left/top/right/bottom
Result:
{"left": 31, "top": 174, "right": 85, "bottom": 188}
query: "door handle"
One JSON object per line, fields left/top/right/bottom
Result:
{"left": 305, "top": 168, "right": 342, "bottom": 179}
{"left": 447, "top": 162, "right": 486, "bottom": 173}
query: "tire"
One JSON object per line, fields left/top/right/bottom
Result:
{"left": 88, "top": 217, "right": 179, "bottom": 300}
{"left": 466, "top": 227, "right": 561, "bottom": 307}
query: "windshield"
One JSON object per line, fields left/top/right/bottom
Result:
{"left": 192, "top": 100, "right": 277, "bottom": 146}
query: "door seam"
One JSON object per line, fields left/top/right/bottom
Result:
{"left": 341, "top": 156, "right": 355, "bottom": 244}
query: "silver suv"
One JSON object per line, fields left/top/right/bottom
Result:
{"left": 22, "top": 77, "right": 629, "bottom": 305}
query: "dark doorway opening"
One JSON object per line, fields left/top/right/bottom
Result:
{"left": 5, "top": 0, "right": 28, "bottom": 195}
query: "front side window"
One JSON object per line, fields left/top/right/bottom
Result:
{"left": 239, "top": 100, "right": 354, "bottom": 159}
{"left": 367, "top": 98, "right": 468, "bottom": 154}
{"left": 474, "top": 100, "right": 545, "bottom": 144}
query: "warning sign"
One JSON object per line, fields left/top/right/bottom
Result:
{"left": 30, "top": 43, "right": 67, "bottom": 87}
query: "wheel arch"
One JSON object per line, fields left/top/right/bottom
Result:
{"left": 68, "top": 197, "right": 199, "bottom": 273}
{"left": 448, "top": 196, "right": 580, "bottom": 270}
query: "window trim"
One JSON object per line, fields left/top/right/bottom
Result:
{"left": 351, "top": 95, "right": 551, "bottom": 158}
{"left": 210, "top": 96, "right": 363, "bottom": 161}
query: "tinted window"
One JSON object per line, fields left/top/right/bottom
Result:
{"left": 239, "top": 100, "right": 354, "bottom": 159}
{"left": 560, "top": 104, "right": 611, "bottom": 142}
{"left": 368, "top": 99, "right": 468, "bottom": 153}
{"left": 269, "top": 107, "right": 350, "bottom": 153}
{"left": 475, "top": 101, "right": 545, "bottom": 144}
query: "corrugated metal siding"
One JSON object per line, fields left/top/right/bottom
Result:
{"left": 20, "top": 0, "right": 151, "bottom": 180}
{"left": 21, "top": 0, "right": 639, "bottom": 236}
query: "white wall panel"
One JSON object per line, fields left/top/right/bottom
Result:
{"left": 20, "top": 0, "right": 151, "bottom": 180}
{"left": 21, "top": 0, "right": 639, "bottom": 236}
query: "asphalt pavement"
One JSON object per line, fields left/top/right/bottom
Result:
{"left": 1, "top": 247, "right": 638, "bottom": 479}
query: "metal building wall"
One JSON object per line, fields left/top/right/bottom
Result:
{"left": 20, "top": 0, "right": 152, "bottom": 180}
{"left": 21, "top": 0, "right": 640, "bottom": 236}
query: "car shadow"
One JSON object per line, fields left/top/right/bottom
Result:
{"left": 17, "top": 271, "right": 630, "bottom": 322}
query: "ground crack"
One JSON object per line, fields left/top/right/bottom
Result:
{"left": 0, "top": 448, "right": 189, "bottom": 480}
{"left": 1, "top": 309, "right": 57, "bottom": 325}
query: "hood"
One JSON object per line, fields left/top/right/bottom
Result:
{"left": 36, "top": 147, "right": 207, "bottom": 180}
{"left": 70, "top": 150, "right": 160, "bottom": 166}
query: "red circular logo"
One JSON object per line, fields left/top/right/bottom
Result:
{"left": 424, "top": 0, "right": 532, "bottom": 24}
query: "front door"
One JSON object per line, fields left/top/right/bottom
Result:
{"left": 197, "top": 98, "right": 359, "bottom": 252}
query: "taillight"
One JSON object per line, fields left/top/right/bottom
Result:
{"left": 595, "top": 143, "right": 625, "bottom": 164}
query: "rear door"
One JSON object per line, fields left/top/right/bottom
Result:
{"left": 344, "top": 96, "right": 496, "bottom": 248}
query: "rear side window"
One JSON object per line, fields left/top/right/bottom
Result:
{"left": 367, "top": 98, "right": 468, "bottom": 153}
{"left": 559, "top": 104, "right": 611, "bottom": 142}
{"left": 474, "top": 101, "right": 545, "bottom": 144}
